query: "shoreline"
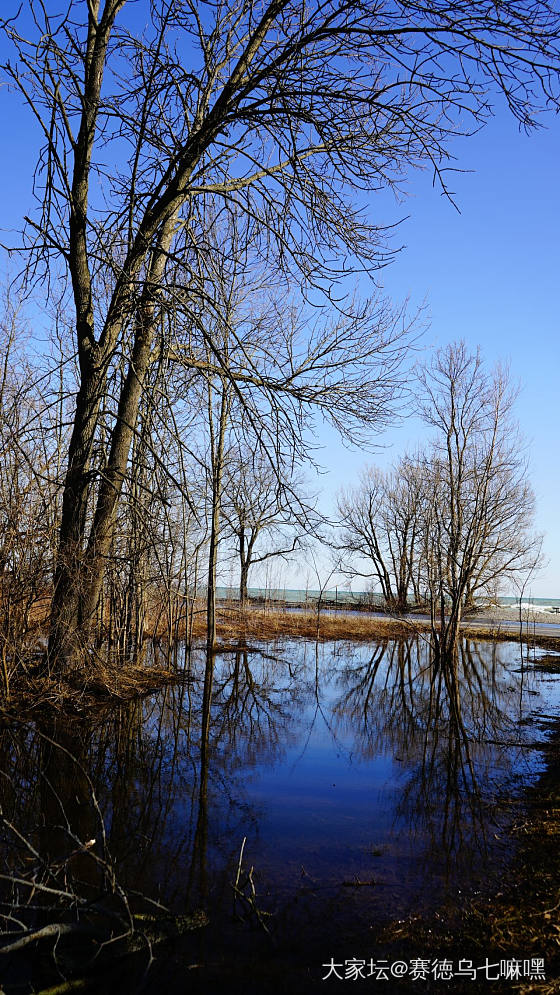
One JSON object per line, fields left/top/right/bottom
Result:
{"left": 5, "top": 604, "right": 559, "bottom": 715}
{"left": 203, "top": 604, "right": 560, "bottom": 655}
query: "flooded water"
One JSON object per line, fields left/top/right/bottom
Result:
{"left": 1, "top": 636, "right": 559, "bottom": 992}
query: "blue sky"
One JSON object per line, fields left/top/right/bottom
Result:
{"left": 314, "top": 110, "right": 560, "bottom": 598}
{"left": 0, "top": 34, "right": 558, "bottom": 597}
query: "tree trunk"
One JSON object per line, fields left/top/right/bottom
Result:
{"left": 79, "top": 306, "right": 155, "bottom": 628}
{"left": 239, "top": 560, "right": 249, "bottom": 607}
{"left": 206, "top": 379, "right": 230, "bottom": 653}
{"left": 48, "top": 318, "right": 153, "bottom": 667}
{"left": 238, "top": 526, "right": 249, "bottom": 606}
{"left": 48, "top": 216, "right": 177, "bottom": 669}
{"left": 48, "top": 357, "right": 106, "bottom": 665}
{"left": 206, "top": 490, "right": 220, "bottom": 654}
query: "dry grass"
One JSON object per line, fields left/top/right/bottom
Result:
{"left": 203, "top": 606, "right": 421, "bottom": 643}
{"left": 471, "top": 775, "right": 560, "bottom": 993}
{"left": 5, "top": 600, "right": 560, "bottom": 716}
{"left": 194, "top": 605, "right": 560, "bottom": 654}
{"left": 0, "top": 656, "right": 180, "bottom": 717}
{"left": 74, "top": 658, "right": 181, "bottom": 701}
{"left": 19, "top": 591, "right": 560, "bottom": 652}
{"left": 459, "top": 623, "right": 560, "bottom": 654}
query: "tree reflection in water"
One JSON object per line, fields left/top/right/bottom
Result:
{"left": 330, "top": 638, "right": 534, "bottom": 886}
{"left": 0, "top": 636, "right": 554, "bottom": 988}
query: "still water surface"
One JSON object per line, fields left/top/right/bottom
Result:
{"left": 2, "top": 636, "right": 560, "bottom": 987}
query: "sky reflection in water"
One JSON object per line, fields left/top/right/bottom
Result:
{"left": 2, "top": 637, "right": 560, "bottom": 946}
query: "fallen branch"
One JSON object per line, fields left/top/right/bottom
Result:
{"left": 0, "top": 921, "right": 101, "bottom": 954}
{"left": 231, "top": 837, "right": 273, "bottom": 935}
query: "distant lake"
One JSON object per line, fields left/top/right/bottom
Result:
{"left": 216, "top": 586, "right": 560, "bottom": 610}
{"left": 1, "top": 636, "right": 559, "bottom": 992}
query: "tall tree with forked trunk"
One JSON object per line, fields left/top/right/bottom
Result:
{"left": 2, "top": 0, "right": 560, "bottom": 666}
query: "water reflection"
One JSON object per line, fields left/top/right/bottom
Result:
{"left": 0, "top": 637, "right": 556, "bottom": 980}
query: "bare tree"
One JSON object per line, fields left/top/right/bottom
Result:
{"left": 417, "top": 342, "right": 541, "bottom": 658}
{"left": 337, "top": 467, "right": 396, "bottom": 608}
{"left": 338, "top": 345, "right": 540, "bottom": 640}
{"left": 114, "top": 207, "right": 413, "bottom": 654}
{"left": 382, "top": 458, "right": 426, "bottom": 610}
{"left": 3, "top": 0, "right": 560, "bottom": 667}
{"left": 221, "top": 452, "right": 309, "bottom": 606}
{"left": 0, "top": 290, "right": 63, "bottom": 692}
{"left": 337, "top": 458, "right": 424, "bottom": 613}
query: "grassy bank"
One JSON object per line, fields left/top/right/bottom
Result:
{"left": 4, "top": 603, "right": 559, "bottom": 714}
{"left": 202, "top": 605, "right": 560, "bottom": 654}
{"left": 18, "top": 593, "right": 560, "bottom": 652}
{"left": 201, "top": 605, "right": 418, "bottom": 643}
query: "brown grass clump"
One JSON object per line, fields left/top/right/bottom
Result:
{"left": 460, "top": 624, "right": 560, "bottom": 654}
{"left": 206, "top": 606, "right": 422, "bottom": 643}
{"left": 74, "top": 658, "right": 180, "bottom": 701}
{"left": 201, "top": 606, "right": 560, "bottom": 653}
{"left": 0, "top": 655, "right": 180, "bottom": 718}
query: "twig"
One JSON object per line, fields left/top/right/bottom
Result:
{"left": 231, "top": 837, "right": 273, "bottom": 935}
{"left": 234, "top": 835, "right": 247, "bottom": 891}
{"left": 35, "top": 980, "right": 89, "bottom": 995}
{"left": 0, "top": 921, "right": 97, "bottom": 954}
{"left": 0, "top": 872, "right": 81, "bottom": 903}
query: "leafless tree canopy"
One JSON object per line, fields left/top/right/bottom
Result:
{"left": 221, "top": 450, "right": 310, "bottom": 604}
{"left": 338, "top": 342, "right": 542, "bottom": 655}
{"left": 417, "top": 342, "right": 541, "bottom": 654}
{"left": 337, "top": 459, "right": 425, "bottom": 613}
{"left": 1, "top": 1, "right": 559, "bottom": 663}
